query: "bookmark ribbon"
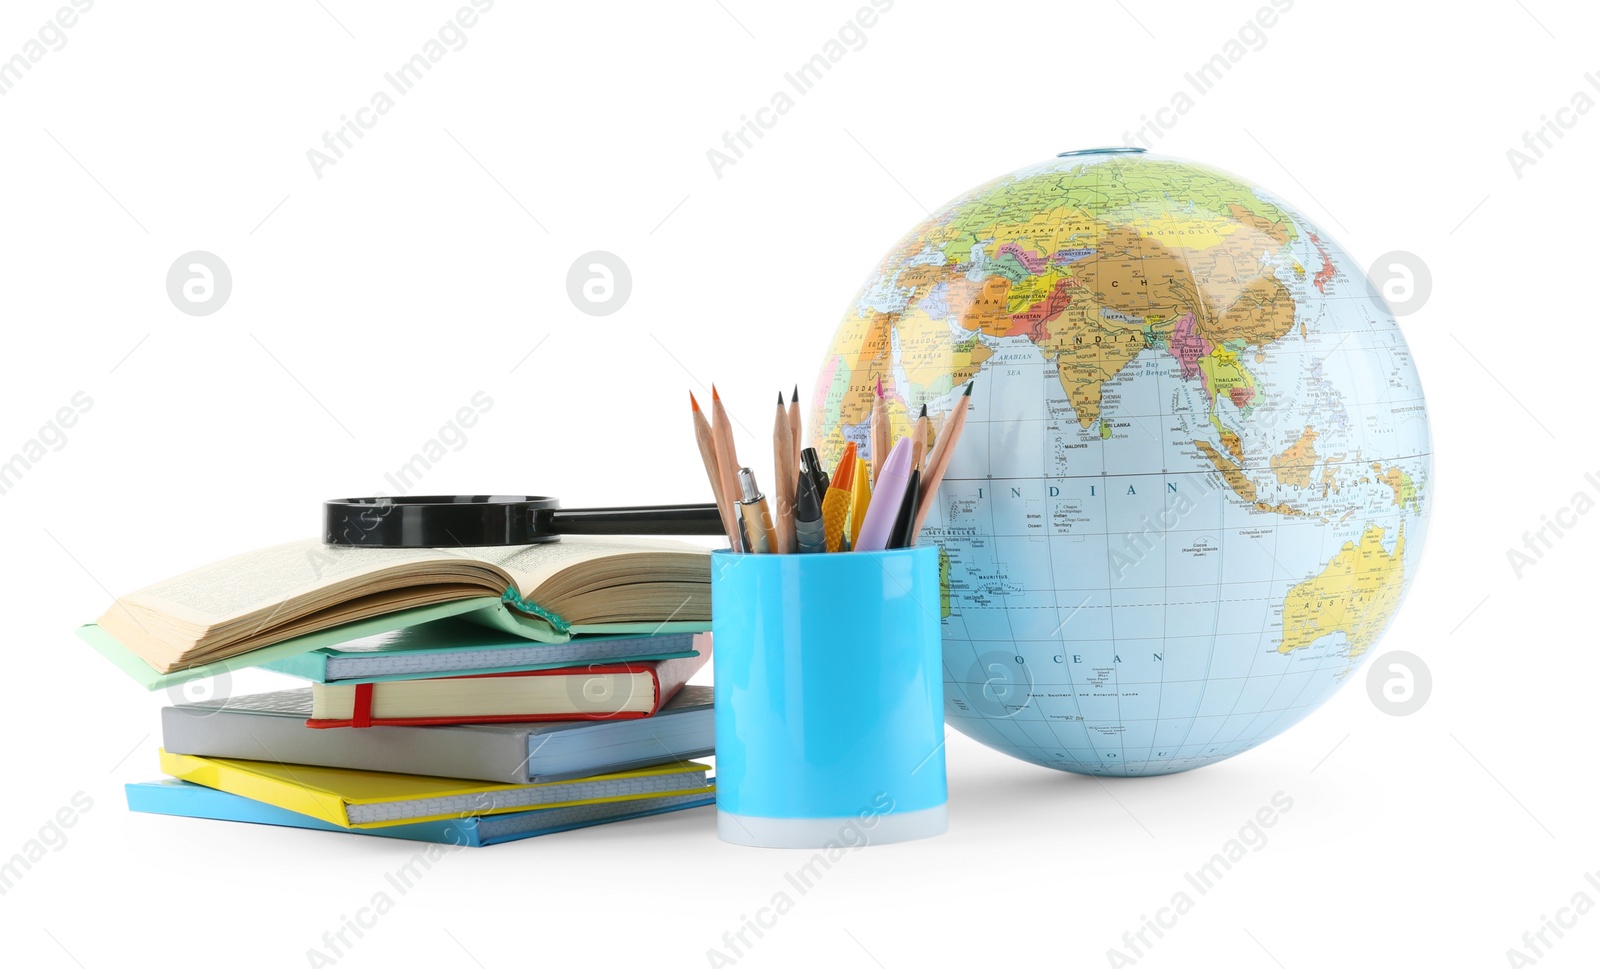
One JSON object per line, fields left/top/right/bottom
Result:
{"left": 352, "top": 682, "right": 374, "bottom": 728}
{"left": 500, "top": 588, "right": 572, "bottom": 635}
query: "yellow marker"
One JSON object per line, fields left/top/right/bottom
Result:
{"left": 822, "top": 446, "right": 856, "bottom": 554}
{"left": 822, "top": 489, "right": 850, "bottom": 552}
{"left": 847, "top": 455, "right": 871, "bottom": 548}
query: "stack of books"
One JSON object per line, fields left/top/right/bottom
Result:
{"left": 81, "top": 536, "right": 716, "bottom": 847}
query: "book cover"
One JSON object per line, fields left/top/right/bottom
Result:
{"left": 162, "top": 685, "right": 715, "bottom": 784}
{"left": 126, "top": 779, "right": 714, "bottom": 846}
{"left": 80, "top": 598, "right": 711, "bottom": 691}
{"left": 159, "top": 750, "right": 711, "bottom": 829}
{"left": 260, "top": 620, "right": 703, "bottom": 685}
{"left": 305, "top": 649, "right": 709, "bottom": 728}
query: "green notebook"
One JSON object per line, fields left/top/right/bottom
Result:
{"left": 260, "top": 617, "right": 702, "bottom": 685}
{"left": 84, "top": 537, "right": 711, "bottom": 689}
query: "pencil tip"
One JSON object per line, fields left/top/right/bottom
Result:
{"left": 791, "top": 384, "right": 799, "bottom": 402}
{"left": 963, "top": 380, "right": 974, "bottom": 397}
{"left": 712, "top": 384, "right": 721, "bottom": 402}
{"left": 778, "top": 391, "right": 786, "bottom": 406}
{"left": 876, "top": 375, "right": 884, "bottom": 397}
{"left": 919, "top": 403, "right": 928, "bottom": 417}
{"left": 689, "top": 391, "right": 700, "bottom": 411}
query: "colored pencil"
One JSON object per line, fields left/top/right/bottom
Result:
{"left": 773, "top": 392, "right": 797, "bottom": 554}
{"left": 912, "top": 380, "right": 974, "bottom": 539}
{"left": 710, "top": 385, "right": 746, "bottom": 550}
{"left": 691, "top": 392, "right": 741, "bottom": 549}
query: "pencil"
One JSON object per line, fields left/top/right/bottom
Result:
{"left": 870, "top": 375, "right": 890, "bottom": 486}
{"left": 691, "top": 392, "right": 741, "bottom": 549}
{"left": 710, "top": 385, "right": 746, "bottom": 550}
{"left": 773, "top": 391, "right": 797, "bottom": 554}
{"left": 788, "top": 385, "right": 802, "bottom": 480}
{"left": 911, "top": 403, "right": 929, "bottom": 474}
{"left": 912, "top": 380, "right": 973, "bottom": 539}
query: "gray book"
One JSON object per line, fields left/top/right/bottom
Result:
{"left": 162, "top": 685, "right": 713, "bottom": 784}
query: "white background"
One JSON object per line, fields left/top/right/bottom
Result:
{"left": 1, "top": 1, "right": 1594, "bottom": 967}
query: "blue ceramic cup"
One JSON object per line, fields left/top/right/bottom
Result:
{"left": 711, "top": 545, "right": 947, "bottom": 847}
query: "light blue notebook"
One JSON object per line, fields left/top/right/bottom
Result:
{"left": 258, "top": 618, "right": 702, "bottom": 685}
{"left": 125, "top": 779, "right": 714, "bottom": 846}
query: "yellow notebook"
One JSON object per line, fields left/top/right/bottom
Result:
{"left": 159, "top": 749, "right": 711, "bottom": 829}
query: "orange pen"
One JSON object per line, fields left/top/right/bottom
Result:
{"left": 822, "top": 445, "right": 857, "bottom": 553}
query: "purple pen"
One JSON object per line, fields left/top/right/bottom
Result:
{"left": 852, "top": 436, "right": 912, "bottom": 552}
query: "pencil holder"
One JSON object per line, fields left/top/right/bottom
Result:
{"left": 711, "top": 545, "right": 947, "bottom": 847}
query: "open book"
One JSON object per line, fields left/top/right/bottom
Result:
{"left": 94, "top": 536, "right": 711, "bottom": 677}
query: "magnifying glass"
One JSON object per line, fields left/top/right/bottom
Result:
{"left": 323, "top": 495, "right": 724, "bottom": 548}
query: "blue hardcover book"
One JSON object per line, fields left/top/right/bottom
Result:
{"left": 259, "top": 618, "right": 703, "bottom": 685}
{"left": 125, "top": 780, "right": 714, "bottom": 846}
{"left": 163, "top": 685, "right": 715, "bottom": 784}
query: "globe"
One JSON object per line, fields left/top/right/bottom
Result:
{"left": 810, "top": 148, "right": 1431, "bottom": 776}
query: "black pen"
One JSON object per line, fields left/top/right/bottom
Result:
{"left": 799, "top": 447, "right": 831, "bottom": 504}
{"left": 795, "top": 470, "right": 826, "bottom": 553}
{"left": 887, "top": 468, "right": 921, "bottom": 549}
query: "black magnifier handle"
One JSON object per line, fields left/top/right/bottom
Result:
{"left": 540, "top": 503, "right": 724, "bottom": 537}
{"left": 323, "top": 495, "right": 725, "bottom": 547}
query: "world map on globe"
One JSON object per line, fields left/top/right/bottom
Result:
{"left": 809, "top": 148, "right": 1431, "bottom": 776}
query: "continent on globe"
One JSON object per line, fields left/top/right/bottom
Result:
{"left": 1279, "top": 524, "right": 1407, "bottom": 664}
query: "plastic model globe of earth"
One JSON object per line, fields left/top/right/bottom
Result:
{"left": 809, "top": 148, "right": 1431, "bottom": 776}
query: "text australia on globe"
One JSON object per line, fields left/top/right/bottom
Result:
{"left": 810, "top": 151, "right": 1431, "bottom": 776}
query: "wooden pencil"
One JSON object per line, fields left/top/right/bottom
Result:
{"left": 773, "top": 392, "right": 797, "bottom": 554}
{"left": 788, "top": 385, "right": 802, "bottom": 480}
{"left": 912, "top": 380, "right": 973, "bottom": 539}
{"left": 691, "top": 392, "right": 741, "bottom": 549}
{"left": 911, "top": 403, "right": 929, "bottom": 474}
{"left": 870, "top": 375, "right": 890, "bottom": 486}
{"left": 710, "top": 385, "right": 746, "bottom": 550}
